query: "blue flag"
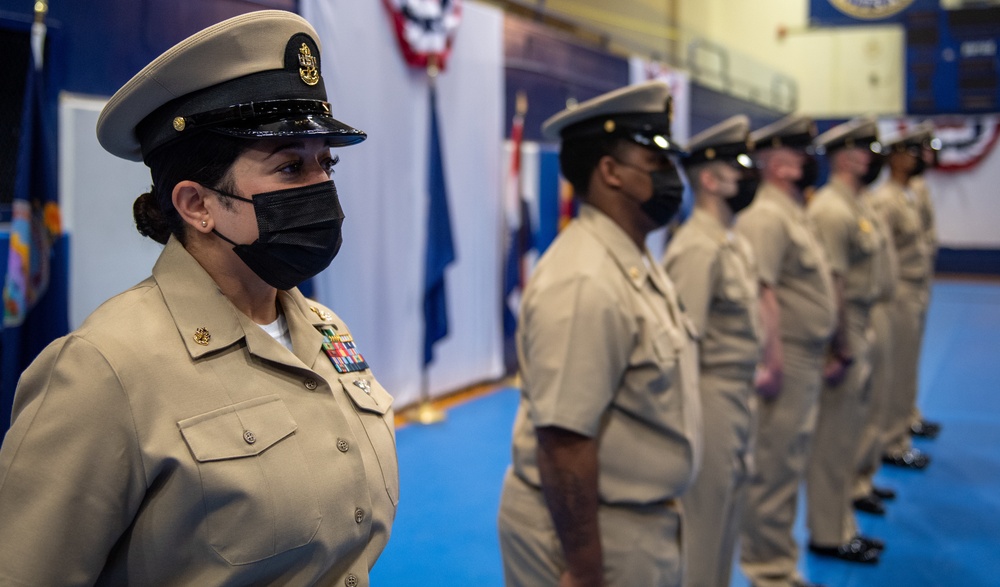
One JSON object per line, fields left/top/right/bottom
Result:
{"left": 1, "top": 22, "right": 68, "bottom": 429}
{"left": 423, "top": 86, "right": 456, "bottom": 366}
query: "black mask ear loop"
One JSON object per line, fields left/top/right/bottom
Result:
{"left": 206, "top": 186, "right": 254, "bottom": 246}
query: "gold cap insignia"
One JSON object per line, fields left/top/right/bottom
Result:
{"left": 298, "top": 43, "right": 320, "bottom": 86}
{"left": 604, "top": 119, "right": 616, "bottom": 133}
{"left": 705, "top": 147, "right": 716, "bottom": 160}
{"left": 172, "top": 117, "right": 186, "bottom": 132}
{"left": 193, "top": 327, "right": 211, "bottom": 346}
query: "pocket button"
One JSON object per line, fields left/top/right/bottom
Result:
{"left": 336, "top": 438, "right": 350, "bottom": 453}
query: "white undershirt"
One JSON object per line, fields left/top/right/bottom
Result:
{"left": 260, "top": 313, "right": 293, "bottom": 352}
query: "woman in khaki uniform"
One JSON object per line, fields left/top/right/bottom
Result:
{"left": 907, "top": 126, "right": 944, "bottom": 439}
{"left": 0, "top": 11, "right": 398, "bottom": 586}
{"left": 871, "top": 129, "right": 934, "bottom": 470}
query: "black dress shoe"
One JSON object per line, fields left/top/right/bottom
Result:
{"left": 857, "top": 534, "right": 886, "bottom": 551}
{"left": 911, "top": 419, "right": 942, "bottom": 438}
{"left": 808, "top": 537, "right": 881, "bottom": 563}
{"left": 882, "top": 448, "right": 931, "bottom": 469}
{"left": 872, "top": 485, "right": 896, "bottom": 500}
{"left": 853, "top": 494, "right": 886, "bottom": 515}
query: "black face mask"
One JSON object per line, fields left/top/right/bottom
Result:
{"left": 727, "top": 166, "right": 759, "bottom": 215}
{"left": 640, "top": 167, "right": 686, "bottom": 226}
{"left": 795, "top": 154, "right": 820, "bottom": 193}
{"left": 861, "top": 155, "right": 884, "bottom": 186}
{"left": 212, "top": 180, "right": 345, "bottom": 290}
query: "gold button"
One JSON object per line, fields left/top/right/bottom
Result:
{"left": 629, "top": 267, "right": 641, "bottom": 280}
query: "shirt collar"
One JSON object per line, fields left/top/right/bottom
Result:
{"left": 576, "top": 203, "right": 651, "bottom": 290}
{"left": 758, "top": 181, "right": 807, "bottom": 220}
{"left": 153, "top": 237, "right": 325, "bottom": 367}
{"left": 688, "top": 207, "right": 731, "bottom": 244}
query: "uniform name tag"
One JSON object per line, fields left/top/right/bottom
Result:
{"left": 315, "top": 326, "right": 369, "bottom": 374}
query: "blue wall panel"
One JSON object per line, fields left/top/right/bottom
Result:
{"left": 0, "top": 0, "right": 298, "bottom": 97}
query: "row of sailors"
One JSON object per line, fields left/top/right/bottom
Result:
{"left": 498, "top": 81, "right": 942, "bottom": 587}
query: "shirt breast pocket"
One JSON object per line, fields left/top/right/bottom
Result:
{"left": 178, "top": 396, "right": 322, "bottom": 565}
{"left": 854, "top": 225, "right": 878, "bottom": 257}
{"left": 789, "top": 227, "right": 820, "bottom": 273}
{"left": 718, "top": 258, "right": 753, "bottom": 312}
{"left": 339, "top": 374, "right": 400, "bottom": 506}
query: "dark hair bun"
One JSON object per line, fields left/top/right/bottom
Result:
{"left": 133, "top": 190, "right": 171, "bottom": 245}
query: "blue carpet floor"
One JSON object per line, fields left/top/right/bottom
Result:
{"left": 370, "top": 279, "right": 1000, "bottom": 586}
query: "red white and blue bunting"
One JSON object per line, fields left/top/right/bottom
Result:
{"left": 382, "top": 0, "right": 462, "bottom": 70}
{"left": 931, "top": 115, "right": 1000, "bottom": 173}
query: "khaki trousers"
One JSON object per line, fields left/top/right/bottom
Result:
{"left": 909, "top": 280, "right": 933, "bottom": 426}
{"left": 853, "top": 301, "right": 894, "bottom": 499}
{"left": 680, "top": 369, "right": 756, "bottom": 587}
{"left": 806, "top": 305, "right": 873, "bottom": 546}
{"left": 883, "top": 281, "right": 928, "bottom": 454}
{"left": 740, "top": 341, "right": 825, "bottom": 587}
{"left": 498, "top": 469, "right": 683, "bottom": 587}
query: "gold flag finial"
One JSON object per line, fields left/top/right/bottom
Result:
{"left": 515, "top": 90, "right": 528, "bottom": 117}
{"left": 33, "top": 0, "right": 47, "bottom": 23}
{"left": 427, "top": 54, "right": 440, "bottom": 79}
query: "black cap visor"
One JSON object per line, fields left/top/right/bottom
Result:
{"left": 213, "top": 113, "right": 367, "bottom": 147}
{"left": 178, "top": 98, "right": 366, "bottom": 146}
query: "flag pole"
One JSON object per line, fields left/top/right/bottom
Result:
{"left": 411, "top": 367, "right": 446, "bottom": 425}
{"left": 406, "top": 53, "right": 447, "bottom": 426}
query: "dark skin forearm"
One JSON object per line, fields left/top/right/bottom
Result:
{"left": 536, "top": 426, "right": 603, "bottom": 587}
{"left": 830, "top": 273, "right": 850, "bottom": 359}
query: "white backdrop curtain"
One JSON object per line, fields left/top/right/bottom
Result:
{"left": 302, "top": 0, "right": 506, "bottom": 406}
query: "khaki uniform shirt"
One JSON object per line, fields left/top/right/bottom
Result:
{"left": 735, "top": 182, "right": 837, "bottom": 346}
{"left": 808, "top": 178, "right": 891, "bottom": 307}
{"left": 869, "top": 205, "right": 900, "bottom": 303}
{"left": 0, "top": 238, "right": 398, "bottom": 586}
{"left": 665, "top": 208, "right": 762, "bottom": 373}
{"left": 910, "top": 175, "right": 938, "bottom": 273}
{"left": 510, "top": 204, "right": 702, "bottom": 505}
{"left": 871, "top": 180, "right": 929, "bottom": 284}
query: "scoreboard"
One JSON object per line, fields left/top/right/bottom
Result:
{"left": 907, "top": 5, "right": 1000, "bottom": 114}
{"left": 809, "top": 0, "right": 999, "bottom": 114}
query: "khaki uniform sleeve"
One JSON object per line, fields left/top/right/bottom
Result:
{"left": 736, "top": 208, "right": 788, "bottom": 287}
{"left": 809, "top": 204, "right": 852, "bottom": 275}
{"left": 665, "top": 240, "right": 720, "bottom": 336}
{"left": 519, "top": 274, "right": 631, "bottom": 437}
{"left": 870, "top": 192, "right": 897, "bottom": 236}
{"left": 0, "top": 336, "right": 146, "bottom": 585}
